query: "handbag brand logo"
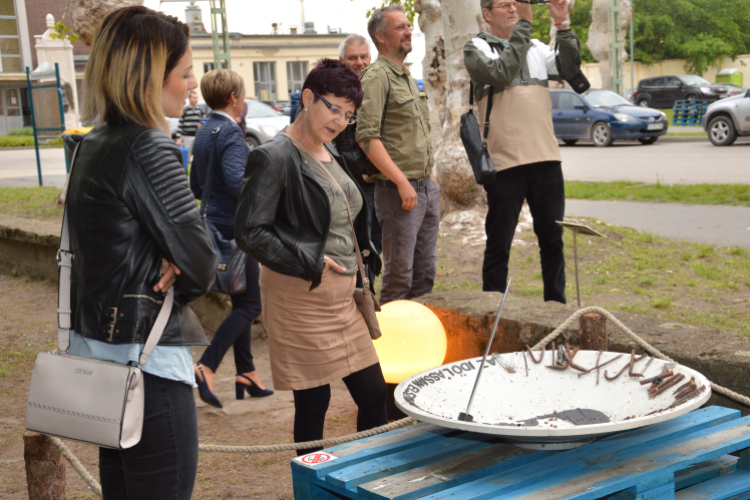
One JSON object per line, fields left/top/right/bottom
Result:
{"left": 75, "top": 368, "right": 93, "bottom": 376}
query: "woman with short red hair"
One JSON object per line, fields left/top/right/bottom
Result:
{"left": 235, "top": 59, "right": 387, "bottom": 454}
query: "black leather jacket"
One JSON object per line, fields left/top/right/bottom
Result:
{"left": 235, "top": 134, "right": 381, "bottom": 290}
{"left": 66, "top": 122, "right": 217, "bottom": 346}
{"left": 332, "top": 124, "right": 377, "bottom": 193}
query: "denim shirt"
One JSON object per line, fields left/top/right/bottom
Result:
{"left": 68, "top": 332, "right": 196, "bottom": 387}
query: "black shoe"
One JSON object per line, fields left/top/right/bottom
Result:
{"left": 235, "top": 373, "right": 274, "bottom": 399}
{"left": 195, "top": 364, "right": 222, "bottom": 408}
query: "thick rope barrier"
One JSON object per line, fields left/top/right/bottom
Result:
{"left": 531, "top": 306, "right": 750, "bottom": 408}
{"left": 49, "top": 436, "right": 102, "bottom": 497}
{"left": 50, "top": 306, "right": 750, "bottom": 496}
{"left": 198, "top": 416, "right": 414, "bottom": 453}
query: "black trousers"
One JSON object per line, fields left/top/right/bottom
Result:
{"left": 292, "top": 363, "right": 388, "bottom": 456}
{"left": 199, "top": 222, "right": 262, "bottom": 374}
{"left": 99, "top": 373, "right": 198, "bottom": 500}
{"left": 483, "top": 161, "right": 566, "bottom": 303}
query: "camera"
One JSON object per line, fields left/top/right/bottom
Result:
{"left": 516, "top": 0, "right": 551, "bottom": 4}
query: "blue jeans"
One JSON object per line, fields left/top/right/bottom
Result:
{"left": 483, "top": 161, "right": 566, "bottom": 303}
{"left": 99, "top": 373, "right": 198, "bottom": 500}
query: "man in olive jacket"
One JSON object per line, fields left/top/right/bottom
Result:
{"left": 464, "top": 0, "right": 579, "bottom": 303}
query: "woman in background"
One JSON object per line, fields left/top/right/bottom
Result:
{"left": 190, "top": 69, "right": 273, "bottom": 408}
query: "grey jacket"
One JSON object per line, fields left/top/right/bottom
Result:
{"left": 464, "top": 20, "right": 580, "bottom": 102}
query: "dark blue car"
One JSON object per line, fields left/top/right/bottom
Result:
{"left": 551, "top": 89, "right": 668, "bottom": 147}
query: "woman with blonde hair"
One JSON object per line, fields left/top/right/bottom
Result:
{"left": 67, "top": 6, "right": 216, "bottom": 498}
{"left": 236, "top": 59, "right": 387, "bottom": 455}
{"left": 190, "top": 69, "right": 273, "bottom": 406}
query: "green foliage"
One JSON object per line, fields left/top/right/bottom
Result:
{"left": 8, "top": 127, "right": 33, "bottom": 136}
{"left": 48, "top": 20, "right": 78, "bottom": 44}
{"left": 0, "top": 136, "right": 63, "bottom": 147}
{"left": 364, "top": 0, "right": 416, "bottom": 24}
{"left": 632, "top": 0, "right": 750, "bottom": 75}
{"left": 535, "top": 0, "right": 595, "bottom": 64}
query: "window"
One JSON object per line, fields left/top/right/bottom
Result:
{"left": 254, "top": 62, "right": 276, "bottom": 101}
{"left": 0, "top": 0, "right": 22, "bottom": 73}
{"left": 558, "top": 93, "right": 583, "bottom": 111}
{"left": 665, "top": 77, "right": 680, "bottom": 88}
{"left": 649, "top": 78, "right": 665, "bottom": 86}
{"left": 287, "top": 61, "right": 308, "bottom": 95}
{"left": 203, "top": 61, "right": 227, "bottom": 73}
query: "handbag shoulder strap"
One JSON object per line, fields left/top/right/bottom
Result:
{"left": 280, "top": 132, "right": 369, "bottom": 286}
{"left": 199, "top": 125, "right": 223, "bottom": 218}
{"left": 57, "top": 139, "right": 174, "bottom": 363}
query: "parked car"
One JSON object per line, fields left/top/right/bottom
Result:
{"left": 702, "top": 88, "right": 750, "bottom": 146}
{"left": 262, "top": 100, "right": 292, "bottom": 116}
{"left": 723, "top": 83, "right": 747, "bottom": 97}
{"left": 633, "top": 75, "right": 732, "bottom": 108}
{"left": 196, "top": 100, "right": 287, "bottom": 149}
{"left": 244, "top": 99, "right": 288, "bottom": 148}
{"left": 550, "top": 89, "right": 668, "bottom": 147}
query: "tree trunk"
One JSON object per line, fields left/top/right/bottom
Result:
{"left": 24, "top": 432, "right": 66, "bottom": 500}
{"left": 416, "top": 0, "right": 446, "bottom": 152}
{"left": 587, "top": 0, "right": 632, "bottom": 91}
{"left": 433, "top": 1, "right": 488, "bottom": 214}
{"left": 68, "top": 0, "right": 144, "bottom": 45}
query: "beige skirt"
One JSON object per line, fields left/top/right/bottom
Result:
{"left": 259, "top": 266, "right": 380, "bottom": 391}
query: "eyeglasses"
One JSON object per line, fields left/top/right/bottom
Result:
{"left": 313, "top": 91, "right": 358, "bottom": 124}
{"left": 489, "top": 2, "right": 517, "bottom": 9}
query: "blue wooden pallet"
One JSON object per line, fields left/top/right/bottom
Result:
{"left": 292, "top": 407, "right": 750, "bottom": 500}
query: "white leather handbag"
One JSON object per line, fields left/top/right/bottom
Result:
{"left": 25, "top": 143, "right": 174, "bottom": 449}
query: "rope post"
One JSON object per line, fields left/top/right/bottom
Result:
{"left": 24, "top": 432, "right": 66, "bottom": 500}
{"left": 578, "top": 312, "right": 608, "bottom": 351}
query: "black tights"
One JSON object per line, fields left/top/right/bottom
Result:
{"left": 292, "top": 362, "right": 388, "bottom": 456}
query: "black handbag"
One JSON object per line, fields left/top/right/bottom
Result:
{"left": 460, "top": 80, "right": 497, "bottom": 186}
{"left": 200, "top": 126, "right": 247, "bottom": 295}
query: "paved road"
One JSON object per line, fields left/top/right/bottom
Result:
{"left": 567, "top": 199, "right": 750, "bottom": 248}
{"left": 0, "top": 148, "right": 68, "bottom": 187}
{"left": 561, "top": 138, "right": 750, "bottom": 185}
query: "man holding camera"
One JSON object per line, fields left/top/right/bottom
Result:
{"left": 464, "top": 0, "right": 580, "bottom": 304}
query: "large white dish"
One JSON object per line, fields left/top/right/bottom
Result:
{"left": 394, "top": 350, "right": 711, "bottom": 442}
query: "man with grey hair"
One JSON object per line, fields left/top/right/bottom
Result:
{"left": 333, "top": 33, "right": 380, "bottom": 289}
{"left": 338, "top": 34, "right": 371, "bottom": 76}
{"left": 463, "top": 0, "right": 579, "bottom": 303}
{"left": 356, "top": 4, "right": 438, "bottom": 304}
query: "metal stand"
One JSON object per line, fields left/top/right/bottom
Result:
{"left": 457, "top": 278, "right": 512, "bottom": 422}
{"left": 26, "top": 62, "right": 67, "bottom": 186}
{"left": 556, "top": 221, "right": 606, "bottom": 307}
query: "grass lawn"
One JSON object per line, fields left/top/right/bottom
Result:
{"left": 565, "top": 181, "right": 750, "bottom": 207}
{"left": 427, "top": 213, "right": 750, "bottom": 338}
{"left": 0, "top": 187, "right": 62, "bottom": 221}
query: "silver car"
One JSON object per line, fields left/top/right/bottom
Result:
{"left": 702, "top": 89, "right": 750, "bottom": 146}
{"left": 244, "top": 99, "right": 288, "bottom": 149}
{"left": 196, "top": 100, "right": 287, "bottom": 149}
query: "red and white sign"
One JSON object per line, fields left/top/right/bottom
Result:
{"left": 294, "top": 451, "right": 338, "bottom": 466}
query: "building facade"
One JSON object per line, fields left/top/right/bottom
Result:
{"left": 189, "top": 29, "right": 346, "bottom": 103}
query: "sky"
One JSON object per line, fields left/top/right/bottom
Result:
{"left": 143, "top": 0, "right": 425, "bottom": 79}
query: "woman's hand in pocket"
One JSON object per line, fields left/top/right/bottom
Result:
{"left": 153, "top": 259, "right": 181, "bottom": 292}
{"left": 324, "top": 255, "right": 347, "bottom": 274}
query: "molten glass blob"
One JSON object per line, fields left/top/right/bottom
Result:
{"left": 374, "top": 300, "right": 447, "bottom": 384}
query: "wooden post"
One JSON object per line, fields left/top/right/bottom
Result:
{"left": 579, "top": 313, "right": 608, "bottom": 351}
{"left": 24, "top": 432, "right": 66, "bottom": 500}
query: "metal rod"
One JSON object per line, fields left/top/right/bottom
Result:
{"left": 573, "top": 228, "right": 581, "bottom": 307}
{"left": 54, "top": 63, "right": 69, "bottom": 174}
{"left": 458, "top": 278, "right": 512, "bottom": 422}
{"left": 26, "top": 66, "right": 43, "bottom": 186}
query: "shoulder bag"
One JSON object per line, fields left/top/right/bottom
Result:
{"left": 460, "top": 80, "right": 497, "bottom": 186}
{"left": 25, "top": 143, "right": 175, "bottom": 449}
{"left": 281, "top": 133, "right": 382, "bottom": 340}
{"left": 200, "top": 125, "right": 247, "bottom": 295}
